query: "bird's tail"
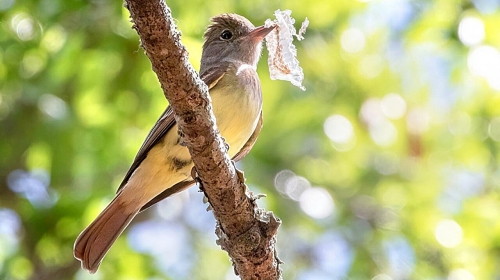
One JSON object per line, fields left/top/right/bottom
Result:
{"left": 74, "top": 195, "right": 138, "bottom": 274}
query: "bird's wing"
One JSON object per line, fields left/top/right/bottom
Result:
{"left": 117, "top": 64, "right": 229, "bottom": 193}
{"left": 199, "top": 64, "right": 227, "bottom": 89}
{"left": 117, "top": 106, "right": 177, "bottom": 192}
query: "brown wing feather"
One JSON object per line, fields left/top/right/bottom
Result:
{"left": 199, "top": 63, "right": 228, "bottom": 89}
{"left": 117, "top": 106, "right": 176, "bottom": 192}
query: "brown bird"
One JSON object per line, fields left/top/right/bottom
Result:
{"left": 74, "top": 14, "right": 274, "bottom": 273}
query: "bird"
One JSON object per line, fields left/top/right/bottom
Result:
{"left": 73, "top": 13, "right": 274, "bottom": 273}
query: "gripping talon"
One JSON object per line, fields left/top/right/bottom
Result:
{"left": 219, "top": 136, "right": 230, "bottom": 152}
{"left": 191, "top": 166, "right": 200, "bottom": 182}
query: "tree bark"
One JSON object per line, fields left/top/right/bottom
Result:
{"left": 124, "top": 1, "right": 282, "bottom": 279}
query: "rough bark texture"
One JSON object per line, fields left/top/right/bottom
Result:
{"left": 124, "top": 1, "right": 282, "bottom": 279}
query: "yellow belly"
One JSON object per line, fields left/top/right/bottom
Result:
{"left": 211, "top": 87, "right": 261, "bottom": 157}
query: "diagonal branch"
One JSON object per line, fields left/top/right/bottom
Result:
{"left": 124, "top": 0, "right": 282, "bottom": 279}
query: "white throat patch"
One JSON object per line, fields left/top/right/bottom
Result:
{"left": 236, "top": 63, "right": 256, "bottom": 76}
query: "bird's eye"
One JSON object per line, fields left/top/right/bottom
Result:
{"left": 220, "top": 30, "right": 233, "bottom": 40}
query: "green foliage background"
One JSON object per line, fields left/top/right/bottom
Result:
{"left": 1, "top": 0, "right": 500, "bottom": 279}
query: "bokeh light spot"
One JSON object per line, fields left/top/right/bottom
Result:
{"left": 488, "top": 117, "right": 500, "bottom": 142}
{"left": 467, "top": 45, "right": 500, "bottom": 77}
{"left": 299, "top": 187, "right": 334, "bottom": 219}
{"left": 458, "top": 16, "right": 485, "bottom": 46}
{"left": 38, "top": 94, "right": 68, "bottom": 120}
{"left": 274, "top": 170, "right": 295, "bottom": 193}
{"left": 369, "top": 119, "right": 397, "bottom": 147}
{"left": 360, "top": 98, "right": 384, "bottom": 125}
{"left": 41, "top": 25, "right": 67, "bottom": 53}
{"left": 467, "top": 45, "right": 500, "bottom": 90}
{"left": 341, "top": 28, "right": 366, "bottom": 53}
{"left": 435, "top": 219, "right": 463, "bottom": 248}
{"left": 20, "top": 50, "right": 47, "bottom": 78}
{"left": 10, "top": 13, "right": 39, "bottom": 41}
{"left": 324, "top": 114, "right": 354, "bottom": 144}
{"left": 381, "top": 93, "right": 406, "bottom": 120}
{"left": 274, "top": 170, "right": 311, "bottom": 201}
{"left": 285, "top": 176, "right": 311, "bottom": 201}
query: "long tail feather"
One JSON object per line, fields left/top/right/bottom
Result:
{"left": 74, "top": 196, "right": 138, "bottom": 273}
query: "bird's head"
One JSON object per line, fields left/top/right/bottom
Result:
{"left": 201, "top": 14, "right": 274, "bottom": 72}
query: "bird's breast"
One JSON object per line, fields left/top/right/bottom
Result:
{"left": 210, "top": 65, "right": 262, "bottom": 158}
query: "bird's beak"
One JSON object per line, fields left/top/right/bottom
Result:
{"left": 247, "top": 25, "right": 275, "bottom": 42}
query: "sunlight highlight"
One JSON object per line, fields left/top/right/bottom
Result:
{"left": 467, "top": 45, "right": 500, "bottom": 90}
{"left": 381, "top": 93, "right": 406, "bottom": 120}
{"left": 324, "top": 114, "right": 354, "bottom": 144}
{"left": 435, "top": 219, "right": 463, "bottom": 248}
{"left": 10, "top": 13, "right": 38, "bottom": 41}
{"left": 38, "top": 94, "right": 67, "bottom": 120}
{"left": 458, "top": 16, "right": 485, "bottom": 46}
{"left": 299, "top": 187, "right": 334, "bottom": 219}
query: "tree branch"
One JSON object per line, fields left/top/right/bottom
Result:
{"left": 124, "top": 1, "right": 282, "bottom": 279}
